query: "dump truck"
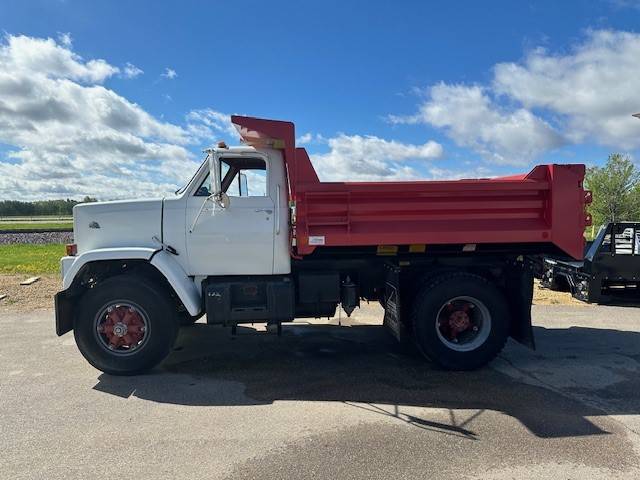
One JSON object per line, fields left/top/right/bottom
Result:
{"left": 54, "top": 116, "right": 591, "bottom": 375}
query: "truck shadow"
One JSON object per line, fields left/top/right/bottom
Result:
{"left": 93, "top": 322, "right": 640, "bottom": 440}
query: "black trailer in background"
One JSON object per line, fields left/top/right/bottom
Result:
{"left": 541, "top": 222, "right": 640, "bottom": 303}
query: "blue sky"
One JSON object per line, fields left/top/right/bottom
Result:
{"left": 1, "top": 0, "right": 640, "bottom": 199}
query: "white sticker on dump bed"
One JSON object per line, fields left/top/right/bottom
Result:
{"left": 309, "top": 235, "right": 325, "bottom": 245}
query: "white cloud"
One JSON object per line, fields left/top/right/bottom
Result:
{"left": 0, "top": 34, "right": 211, "bottom": 200}
{"left": 182, "top": 112, "right": 445, "bottom": 182}
{"left": 296, "top": 132, "right": 313, "bottom": 145}
{"left": 0, "top": 34, "right": 119, "bottom": 83}
{"left": 425, "top": 165, "right": 494, "bottom": 180}
{"left": 161, "top": 67, "right": 177, "bottom": 79}
{"left": 493, "top": 30, "right": 640, "bottom": 149}
{"left": 311, "top": 134, "right": 443, "bottom": 181}
{"left": 392, "top": 29, "right": 640, "bottom": 164}
{"left": 186, "top": 109, "right": 239, "bottom": 141}
{"left": 0, "top": 34, "right": 478, "bottom": 200}
{"left": 58, "top": 32, "right": 72, "bottom": 47}
{"left": 391, "top": 84, "right": 563, "bottom": 165}
{"left": 296, "top": 132, "right": 325, "bottom": 145}
{"left": 122, "top": 62, "right": 143, "bottom": 79}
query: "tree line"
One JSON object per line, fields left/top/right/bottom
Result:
{"left": 0, "top": 197, "right": 97, "bottom": 217}
{"left": 585, "top": 153, "right": 640, "bottom": 230}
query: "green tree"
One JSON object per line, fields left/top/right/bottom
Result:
{"left": 585, "top": 154, "right": 640, "bottom": 228}
{"left": 0, "top": 197, "right": 98, "bottom": 216}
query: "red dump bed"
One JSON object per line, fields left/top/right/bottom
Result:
{"left": 232, "top": 116, "right": 591, "bottom": 260}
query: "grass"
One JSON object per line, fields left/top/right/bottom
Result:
{"left": 0, "top": 243, "right": 66, "bottom": 274}
{"left": 0, "top": 222, "right": 73, "bottom": 231}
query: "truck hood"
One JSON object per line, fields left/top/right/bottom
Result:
{"left": 73, "top": 198, "right": 163, "bottom": 254}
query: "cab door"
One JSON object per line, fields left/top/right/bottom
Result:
{"left": 185, "top": 156, "right": 275, "bottom": 275}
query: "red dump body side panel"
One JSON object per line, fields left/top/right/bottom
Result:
{"left": 231, "top": 116, "right": 590, "bottom": 260}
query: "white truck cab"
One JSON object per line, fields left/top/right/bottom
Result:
{"left": 60, "top": 145, "right": 290, "bottom": 307}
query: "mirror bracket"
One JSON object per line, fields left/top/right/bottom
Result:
{"left": 213, "top": 192, "right": 230, "bottom": 209}
{"left": 209, "top": 152, "right": 223, "bottom": 197}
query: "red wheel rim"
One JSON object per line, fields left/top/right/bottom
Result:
{"left": 95, "top": 302, "right": 149, "bottom": 355}
{"left": 435, "top": 296, "right": 491, "bottom": 352}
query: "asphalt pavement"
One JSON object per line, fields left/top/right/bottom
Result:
{"left": 2, "top": 303, "right": 640, "bottom": 479}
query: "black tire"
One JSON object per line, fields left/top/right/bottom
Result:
{"left": 73, "top": 275, "right": 179, "bottom": 375}
{"left": 411, "top": 273, "right": 509, "bottom": 371}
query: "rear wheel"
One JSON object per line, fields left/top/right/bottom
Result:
{"left": 411, "top": 273, "right": 509, "bottom": 370}
{"left": 73, "top": 275, "right": 179, "bottom": 375}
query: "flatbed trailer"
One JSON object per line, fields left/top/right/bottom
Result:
{"left": 55, "top": 116, "right": 591, "bottom": 375}
{"left": 542, "top": 222, "right": 640, "bottom": 303}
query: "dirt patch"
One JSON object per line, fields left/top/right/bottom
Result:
{"left": 533, "top": 279, "right": 587, "bottom": 306}
{"left": 0, "top": 274, "right": 59, "bottom": 311}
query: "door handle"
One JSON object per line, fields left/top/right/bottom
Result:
{"left": 255, "top": 209, "right": 273, "bottom": 214}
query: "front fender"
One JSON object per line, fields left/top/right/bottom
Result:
{"left": 62, "top": 247, "right": 158, "bottom": 289}
{"left": 56, "top": 247, "right": 202, "bottom": 336}
{"left": 150, "top": 250, "right": 201, "bottom": 316}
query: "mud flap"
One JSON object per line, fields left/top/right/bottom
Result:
{"left": 505, "top": 263, "right": 535, "bottom": 349}
{"left": 55, "top": 290, "right": 74, "bottom": 336}
{"left": 383, "top": 264, "right": 411, "bottom": 344}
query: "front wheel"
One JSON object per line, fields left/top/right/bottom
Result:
{"left": 73, "top": 275, "right": 179, "bottom": 375}
{"left": 411, "top": 273, "right": 509, "bottom": 370}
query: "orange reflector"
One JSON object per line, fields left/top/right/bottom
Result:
{"left": 376, "top": 245, "right": 398, "bottom": 256}
{"left": 409, "top": 244, "right": 426, "bottom": 253}
{"left": 66, "top": 244, "right": 77, "bottom": 256}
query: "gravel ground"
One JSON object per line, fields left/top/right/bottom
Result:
{"left": 532, "top": 279, "right": 586, "bottom": 306}
{"left": 0, "top": 231, "right": 73, "bottom": 245}
{"left": 0, "top": 274, "right": 59, "bottom": 309}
